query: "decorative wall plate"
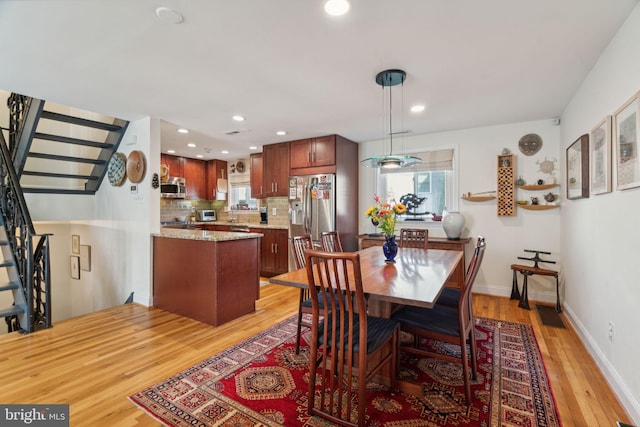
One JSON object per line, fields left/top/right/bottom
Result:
{"left": 127, "top": 150, "right": 147, "bottom": 183}
{"left": 519, "top": 134, "right": 543, "bottom": 156}
{"left": 236, "top": 160, "right": 246, "bottom": 173}
{"left": 107, "top": 152, "right": 127, "bottom": 186}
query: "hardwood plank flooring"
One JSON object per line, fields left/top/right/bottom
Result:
{"left": 0, "top": 286, "right": 632, "bottom": 426}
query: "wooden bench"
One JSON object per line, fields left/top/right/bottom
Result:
{"left": 510, "top": 264, "right": 561, "bottom": 312}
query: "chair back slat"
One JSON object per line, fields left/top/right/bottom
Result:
{"left": 321, "top": 231, "right": 344, "bottom": 252}
{"left": 304, "top": 249, "right": 372, "bottom": 426}
{"left": 291, "top": 234, "right": 313, "bottom": 269}
{"left": 399, "top": 228, "right": 428, "bottom": 249}
{"left": 458, "top": 236, "right": 486, "bottom": 329}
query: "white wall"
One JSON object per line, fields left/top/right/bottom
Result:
{"left": 23, "top": 116, "right": 161, "bottom": 325}
{"left": 559, "top": 4, "right": 640, "bottom": 423}
{"left": 359, "top": 119, "right": 562, "bottom": 304}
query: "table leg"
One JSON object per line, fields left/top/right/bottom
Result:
{"left": 555, "top": 275, "right": 562, "bottom": 313}
{"left": 510, "top": 269, "right": 521, "bottom": 300}
{"left": 518, "top": 272, "right": 531, "bottom": 310}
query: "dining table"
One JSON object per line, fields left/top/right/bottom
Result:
{"left": 269, "top": 245, "right": 463, "bottom": 318}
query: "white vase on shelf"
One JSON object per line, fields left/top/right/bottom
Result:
{"left": 442, "top": 211, "right": 465, "bottom": 240}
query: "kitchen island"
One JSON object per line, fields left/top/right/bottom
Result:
{"left": 153, "top": 228, "right": 262, "bottom": 326}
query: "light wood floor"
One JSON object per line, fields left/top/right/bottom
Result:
{"left": 0, "top": 285, "right": 632, "bottom": 426}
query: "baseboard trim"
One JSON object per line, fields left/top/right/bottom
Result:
{"left": 562, "top": 304, "right": 640, "bottom": 426}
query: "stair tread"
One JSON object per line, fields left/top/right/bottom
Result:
{"left": 28, "top": 152, "right": 105, "bottom": 164}
{"left": 40, "top": 110, "right": 123, "bottom": 132}
{"left": 0, "top": 282, "right": 20, "bottom": 291}
{"left": 0, "top": 305, "right": 25, "bottom": 317}
{"left": 21, "top": 188, "right": 96, "bottom": 195}
{"left": 34, "top": 132, "right": 114, "bottom": 149}
{"left": 22, "top": 170, "right": 99, "bottom": 180}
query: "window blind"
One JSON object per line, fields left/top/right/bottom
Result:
{"left": 380, "top": 148, "right": 454, "bottom": 174}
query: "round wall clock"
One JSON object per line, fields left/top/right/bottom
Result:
{"left": 107, "top": 152, "right": 127, "bottom": 186}
{"left": 236, "top": 160, "right": 246, "bottom": 173}
{"left": 518, "top": 134, "right": 543, "bottom": 156}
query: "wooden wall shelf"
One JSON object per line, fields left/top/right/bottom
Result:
{"left": 518, "top": 204, "right": 559, "bottom": 210}
{"left": 517, "top": 184, "right": 559, "bottom": 191}
{"left": 461, "top": 195, "right": 496, "bottom": 202}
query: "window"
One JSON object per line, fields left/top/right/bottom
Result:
{"left": 229, "top": 184, "right": 258, "bottom": 210}
{"left": 380, "top": 148, "right": 457, "bottom": 222}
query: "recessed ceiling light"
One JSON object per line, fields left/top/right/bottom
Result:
{"left": 167, "top": 149, "right": 176, "bottom": 154}
{"left": 276, "top": 130, "right": 287, "bottom": 136}
{"left": 221, "top": 150, "right": 229, "bottom": 154}
{"left": 324, "top": 0, "right": 350, "bottom": 16}
{"left": 177, "top": 128, "right": 189, "bottom": 134}
{"left": 155, "top": 7, "right": 184, "bottom": 24}
{"left": 232, "top": 115, "right": 245, "bottom": 122}
{"left": 187, "top": 143, "right": 197, "bottom": 148}
{"left": 196, "top": 154, "right": 204, "bottom": 158}
{"left": 410, "top": 105, "right": 426, "bottom": 113}
{"left": 249, "top": 146, "right": 258, "bottom": 150}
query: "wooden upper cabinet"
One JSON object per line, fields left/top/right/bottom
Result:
{"left": 161, "top": 154, "right": 184, "bottom": 178}
{"left": 250, "top": 153, "right": 264, "bottom": 199}
{"left": 263, "top": 142, "right": 289, "bottom": 197}
{"left": 183, "top": 158, "right": 206, "bottom": 200}
{"left": 289, "top": 135, "right": 336, "bottom": 171}
{"left": 206, "top": 160, "right": 228, "bottom": 200}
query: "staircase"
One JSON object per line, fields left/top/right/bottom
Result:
{"left": 0, "top": 92, "right": 129, "bottom": 333}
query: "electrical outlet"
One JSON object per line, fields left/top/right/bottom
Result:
{"left": 608, "top": 321, "right": 614, "bottom": 341}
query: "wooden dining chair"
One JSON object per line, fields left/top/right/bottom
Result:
{"left": 290, "top": 234, "right": 314, "bottom": 353}
{"left": 304, "top": 249, "right": 400, "bottom": 427}
{"left": 391, "top": 236, "right": 486, "bottom": 405}
{"left": 435, "top": 236, "right": 483, "bottom": 308}
{"left": 399, "top": 228, "right": 428, "bottom": 249}
{"left": 321, "top": 230, "right": 344, "bottom": 252}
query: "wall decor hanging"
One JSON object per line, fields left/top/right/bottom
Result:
{"left": 127, "top": 150, "right": 147, "bottom": 183}
{"left": 519, "top": 133, "right": 543, "bottom": 156}
{"left": 590, "top": 116, "right": 612, "bottom": 195}
{"left": 107, "top": 152, "right": 127, "bottom": 186}
{"left": 614, "top": 91, "right": 640, "bottom": 190}
{"left": 566, "top": 134, "right": 589, "bottom": 200}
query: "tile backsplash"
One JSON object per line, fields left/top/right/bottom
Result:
{"left": 160, "top": 197, "right": 289, "bottom": 227}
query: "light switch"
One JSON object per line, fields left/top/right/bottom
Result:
{"left": 272, "top": 207, "right": 277, "bottom": 216}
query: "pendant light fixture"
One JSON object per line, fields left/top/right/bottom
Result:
{"left": 361, "top": 69, "right": 421, "bottom": 169}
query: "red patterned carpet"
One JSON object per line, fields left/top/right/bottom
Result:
{"left": 129, "top": 316, "right": 562, "bottom": 426}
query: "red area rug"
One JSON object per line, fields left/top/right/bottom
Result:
{"left": 129, "top": 316, "right": 562, "bottom": 426}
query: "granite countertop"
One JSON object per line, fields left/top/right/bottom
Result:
{"left": 191, "top": 221, "right": 287, "bottom": 230}
{"left": 154, "top": 228, "right": 263, "bottom": 241}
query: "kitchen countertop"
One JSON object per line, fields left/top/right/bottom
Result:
{"left": 191, "top": 221, "right": 287, "bottom": 230}
{"left": 154, "top": 228, "right": 263, "bottom": 241}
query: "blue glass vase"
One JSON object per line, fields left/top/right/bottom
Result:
{"left": 382, "top": 234, "right": 398, "bottom": 263}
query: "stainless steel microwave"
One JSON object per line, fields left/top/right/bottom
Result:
{"left": 160, "top": 177, "right": 186, "bottom": 198}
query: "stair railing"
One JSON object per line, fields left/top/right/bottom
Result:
{"left": 0, "top": 123, "right": 51, "bottom": 333}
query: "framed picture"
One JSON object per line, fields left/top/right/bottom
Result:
{"left": 590, "top": 116, "right": 612, "bottom": 195}
{"left": 70, "top": 256, "right": 80, "bottom": 279}
{"left": 614, "top": 91, "right": 640, "bottom": 190}
{"left": 72, "top": 235, "right": 80, "bottom": 254}
{"left": 80, "top": 245, "right": 91, "bottom": 272}
{"left": 566, "top": 134, "right": 589, "bottom": 200}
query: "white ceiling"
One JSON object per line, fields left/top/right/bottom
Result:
{"left": 0, "top": 1, "right": 637, "bottom": 161}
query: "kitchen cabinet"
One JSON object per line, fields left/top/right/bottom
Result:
{"left": 250, "top": 153, "right": 264, "bottom": 199}
{"left": 206, "top": 159, "right": 228, "bottom": 200}
{"left": 250, "top": 227, "right": 288, "bottom": 277}
{"left": 289, "top": 135, "right": 335, "bottom": 173}
{"left": 262, "top": 142, "right": 289, "bottom": 197}
{"left": 183, "top": 157, "right": 206, "bottom": 200}
{"left": 161, "top": 154, "right": 184, "bottom": 178}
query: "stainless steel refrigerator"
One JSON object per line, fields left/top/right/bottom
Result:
{"left": 288, "top": 174, "right": 335, "bottom": 269}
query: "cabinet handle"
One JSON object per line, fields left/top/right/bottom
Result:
{"left": 274, "top": 243, "right": 278, "bottom": 254}
{"left": 274, "top": 182, "right": 278, "bottom": 193}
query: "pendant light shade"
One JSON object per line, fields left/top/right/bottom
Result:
{"left": 362, "top": 69, "right": 421, "bottom": 168}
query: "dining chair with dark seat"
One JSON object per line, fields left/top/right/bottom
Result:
{"left": 399, "top": 228, "right": 428, "bottom": 249}
{"left": 290, "top": 234, "right": 314, "bottom": 353}
{"left": 391, "top": 236, "right": 486, "bottom": 405}
{"left": 321, "top": 230, "right": 344, "bottom": 252}
{"left": 304, "top": 249, "right": 400, "bottom": 427}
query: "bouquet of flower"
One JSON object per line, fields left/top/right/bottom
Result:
{"left": 365, "top": 194, "right": 406, "bottom": 236}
